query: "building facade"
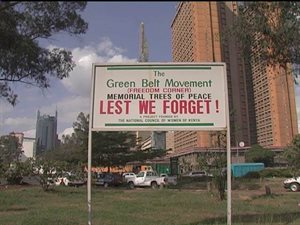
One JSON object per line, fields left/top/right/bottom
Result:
{"left": 21, "top": 137, "right": 35, "bottom": 161}
{"left": 171, "top": 1, "right": 298, "bottom": 150}
{"left": 171, "top": 2, "right": 250, "bottom": 151}
{"left": 244, "top": 25, "right": 298, "bottom": 147}
{"left": 166, "top": 131, "right": 175, "bottom": 153}
{"left": 9, "top": 132, "right": 36, "bottom": 161}
{"left": 35, "top": 110, "right": 58, "bottom": 154}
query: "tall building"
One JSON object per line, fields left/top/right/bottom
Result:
{"left": 243, "top": 7, "right": 298, "bottom": 147}
{"left": 35, "top": 110, "right": 58, "bottom": 154}
{"left": 247, "top": 64, "right": 298, "bottom": 147}
{"left": 9, "top": 132, "right": 36, "bottom": 161}
{"left": 171, "top": 2, "right": 250, "bottom": 151}
{"left": 21, "top": 137, "right": 36, "bottom": 162}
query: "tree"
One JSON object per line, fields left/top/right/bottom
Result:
{"left": 32, "top": 158, "right": 67, "bottom": 191}
{"left": 197, "top": 131, "right": 227, "bottom": 201}
{"left": 0, "top": 135, "right": 35, "bottom": 184}
{"left": 245, "top": 144, "right": 274, "bottom": 167}
{"left": 73, "top": 112, "right": 89, "bottom": 148}
{"left": 231, "top": 2, "right": 300, "bottom": 72}
{"left": 283, "top": 134, "right": 300, "bottom": 176}
{"left": 0, "top": 2, "right": 88, "bottom": 105}
{"left": 41, "top": 143, "right": 85, "bottom": 167}
{"left": 42, "top": 112, "right": 89, "bottom": 165}
{"left": 92, "top": 131, "right": 136, "bottom": 172}
{"left": 4, "top": 160, "right": 33, "bottom": 185}
{"left": 92, "top": 131, "right": 168, "bottom": 172}
{"left": 197, "top": 151, "right": 227, "bottom": 201}
{"left": 228, "top": 2, "right": 300, "bottom": 148}
{"left": 45, "top": 112, "right": 167, "bottom": 172}
{"left": 70, "top": 112, "right": 89, "bottom": 163}
{"left": 0, "top": 135, "right": 23, "bottom": 175}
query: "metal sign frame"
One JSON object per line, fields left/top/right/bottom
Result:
{"left": 87, "top": 62, "right": 231, "bottom": 225}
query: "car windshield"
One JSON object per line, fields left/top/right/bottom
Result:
{"left": 136, "top": 172, "right": 145, "bottom": 177}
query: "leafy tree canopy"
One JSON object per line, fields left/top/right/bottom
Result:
{"left": 42, "top": 112, "right": 167, "bottom": 172}
{"left": 72, "top": 112, "right": 89, "bottom": 148}
{"left": 283, "top": 134, "right": 300, "bottom": 175}
{"left": 92, "top": 131, "right": 167, "bottom": 172}
{"left": 197, "top": 152, "right": 227, "bottom": 201}
{"left": 245, "top": 144, "right": 274, "bottom": 167}
{"left": 92, "top": 131, "right": 136, "bottom": 170}
{"left": 0, "top": 2, "right": 88, "bottom": 105}
{"left": 42, "top": 112, "right": 89, "bottom": 165}
{"left": 230, "top": 2, "right": 300, "bottom": 80}
{"left": 0, "top": 135, "right": 23, "bottom": 172}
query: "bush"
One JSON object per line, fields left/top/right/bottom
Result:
{"left": 5, "top": 168, "right": 23, "bottom": 184}
{"left": 4, "top": 162, "right": 31, "bottom": 184}
{"left": 259, "top": 168, "right": 293, "bottom": 178}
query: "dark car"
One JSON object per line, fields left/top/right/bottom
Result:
{"left": 95, "top": 173, "right": 123, "bottom": 188}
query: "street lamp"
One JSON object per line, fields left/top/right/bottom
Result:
{"left": 238, "top": 141, "right": 245, "bottom": 163}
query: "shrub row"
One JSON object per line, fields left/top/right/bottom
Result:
{"left": 242, "top": 168, "right": 293, "bottom": 179}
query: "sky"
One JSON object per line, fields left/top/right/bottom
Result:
{"left": 0, "top": 2, "right": 178, "bottom": 139}
{"left": 1, "top": 2, "right": 300, "bottom": 139}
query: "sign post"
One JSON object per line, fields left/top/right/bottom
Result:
{"left": 87, "top": 63, "right": 230, "bottom": 224}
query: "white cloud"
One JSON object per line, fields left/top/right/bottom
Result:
{"left": 5, "top": 95, "right": 89, "bottom": 137}
{"left": 40, "top": 95, "right": 89, "bottom": 125}
{"left": 4, "top": 117, "right": 36, "bottom": 132}
{"left": 96, "top": 37, "right": 125, "bottom": 57}
{"left": 24, "top": 37, "right": 137, "bottom": 135}
{"left": 59, "top": 127, "right": 74, "bottom": 140}
{"left": 59, "top": 37, "right": 136, "bottom": 97}
{"left": 23, "top": 129, "right": 36, "bottom": 138}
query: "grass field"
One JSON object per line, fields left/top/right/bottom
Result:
{"left": 0, "top": 178, "right": 299, "bottom": 225}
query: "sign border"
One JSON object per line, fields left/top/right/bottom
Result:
{"left": 91, "top": 62, "right": 227, "bottom": 131}
{"left": 87, "top": 62, "right": 231, "bottom": 225}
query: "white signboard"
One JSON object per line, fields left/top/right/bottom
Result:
{"left": 91, "top": 63, "right": 227, "bottom": 131}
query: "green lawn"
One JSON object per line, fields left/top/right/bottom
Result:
{"left": 0, "top": 178, "right": 299, "bottom": 225}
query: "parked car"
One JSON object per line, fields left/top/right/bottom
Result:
{"left": 127, "top": 170, "right": 167, "bottom": 189}
{"left": 122, "top": 172, "right": 136, "bottom": 182}
{"left": 160, "top": 173, "right": 177, "bottom": 185}
{"left": 184, "top": 171, "right": 213, "bottom": 178}
{"left": 283, "top": 176, "right": 300, "bottom": 192}
{"left": 95, "top": 173, "right": 123, "bottom": 188}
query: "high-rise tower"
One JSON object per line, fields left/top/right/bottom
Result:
{"left": 171, "top": 1, "right": 298, "bottom": 149}
{"left": 35, "top": 110, "right": 58, "bottom": 154}
{"left": 242, "top": 6, "right": 298, "bottom": 147}
{"left": 171, "top": 2, "right": 250, "bottom": 151}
